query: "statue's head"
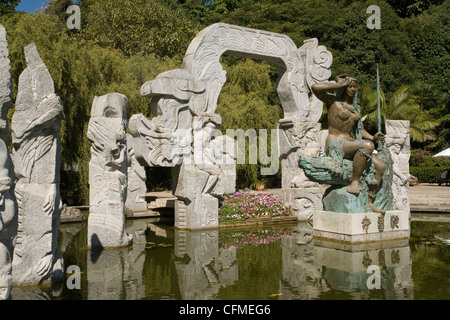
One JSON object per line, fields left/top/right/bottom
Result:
{"left": 0, "top": 274, "right": 12, "bottom": 300}
{"left": 335, "top": 77, "right": 358, "bottom": 100}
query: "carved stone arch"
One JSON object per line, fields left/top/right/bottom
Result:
{"left": 181, "top": 23, "right": 332, "bottom": 123}
{"left": 133, "top": 23, "right": 334, "bottom": 228}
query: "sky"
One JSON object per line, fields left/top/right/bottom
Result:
{"left": 16, "top": 0, "right": 46, "bottom": 13}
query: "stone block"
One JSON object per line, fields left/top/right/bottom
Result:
{"left": 313, "top": 210, "right": 410, "bottom": 243}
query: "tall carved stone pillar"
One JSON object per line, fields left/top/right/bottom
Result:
{"left": 125, "top": 134, "right": 148, "bottom": 213}
{"left": 11, "top": 43, "right": 65, "bottom": 285}
{"left": 87, "top": 93, "right": 132, "bottom": 248}
{"left": 279, "top": 120, "right": 326, "bottom": 221}
{"left": 385, "top": 120, "right": 411, "bottom": 212}
{"left": 0, "top": 24, "right": 17, "bottom": 299}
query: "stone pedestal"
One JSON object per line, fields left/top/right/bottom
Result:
{"left": 174, "top": 163, "right": 219, "bottom": 230}
{"left": 175, "top": 197, "right": 219, "bottom": 230}
{"left": 313, "top": 210, "right": 410, "bottom": 243}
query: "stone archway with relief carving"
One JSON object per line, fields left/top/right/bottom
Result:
{"left": 129, "top": 23, "right": 333, "bottom": 229}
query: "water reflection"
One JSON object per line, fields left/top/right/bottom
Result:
{"left": 9, "top": 218, "right": 448, "bottom": 300}
{"left": 174, "top": 229, "right": 238, "bottom": 300}
{"left": 87, "top": 219, "right": 147, "bottom": 300}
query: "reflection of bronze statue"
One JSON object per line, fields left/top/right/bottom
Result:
{"left": 312, "top": 75, "right": 386, "bottom": 213}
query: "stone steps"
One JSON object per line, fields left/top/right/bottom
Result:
{"left": 148, "top": 198, "right": 176, "bottom": 209}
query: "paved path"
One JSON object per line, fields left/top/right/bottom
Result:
{"left": 408, "top": 183, "right": 450, "bottom": 213}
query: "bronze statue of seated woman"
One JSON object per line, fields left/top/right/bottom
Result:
{"left": 299, "top": 75, "right": 393, "bottom": 214}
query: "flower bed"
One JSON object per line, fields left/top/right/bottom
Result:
{"left": 215, "top": 192, "right": 293, "bottom": 223}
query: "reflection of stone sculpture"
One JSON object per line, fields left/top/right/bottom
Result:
{"left": 125, "top": 134, "right": 148, "bottom": 212}
{"left": 11, "top": 43, "right": 65, "bottom": 285}
{"left": 0, "top": 24, "right": 16, "bottom": 300}
{"left": 174, "top": 229, "right": 237, "bottom": 299}
{"left": 87, "top": 93, "right": 132, "bottom": 248}
{"left": 313, "top": 240, "right": 413, "bottom": 299}
{"left": 385, "top": 120, "right": 411, "bottom": 212}
{"left": 87, "top": 219, "right": 147, "bottom": 300}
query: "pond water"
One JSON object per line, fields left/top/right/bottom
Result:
{"left": 11, "top": 217, "right": 449, "bottom": 300}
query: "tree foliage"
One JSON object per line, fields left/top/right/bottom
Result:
{"left": 216, "top": 58, "right": 281, "bottom": 185}
{"left": 0, "top": 0, "right": 20, "bottom": 16}
{"left": 363, "top": 84, "right": 441, "bottom": 142}
{"left": 81, "top": 0, "right": 198, "bottom": 57}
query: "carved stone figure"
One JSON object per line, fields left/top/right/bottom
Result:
{"left": 11, "top": 43, "right": 65, "bottom": 285}
{"left": 0, "top": 24, "right": 16, "bottom": 299}
{"left": 385, "top": 120, "right": 411, "bottom": 212}
{"left": 125, "top": 134, "right": 148, "bottom": 212}
{"left": 174, "top": 114, "right": 233, "bottom": 229}
{"left": 129, "top": 69, "right": 201, "bottom": 168}
{"left": 279, "top": 120, "right": 324, "bottom": 189}
{"left": 87, "top": 93, "right": 133, "bottom": 248}
{"left": 278, "top": 120, "right": 326, "bottom": 221}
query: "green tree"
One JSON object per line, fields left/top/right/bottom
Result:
{"left": 326, "top": 1, "right": 418, "bottom": 91}
{"left": 386, "top": 0, "right": 446, "bottom": 17}
{"left": 0, "top": 0, "right": 20, "bottom": 16}
{"left": 81, "top": 0, "right": 197, "bottom": 57}
{"left": 202, "top": 0, "right": 339, "bottom": 47}
{"left": 363, "top": 84, "right": 441, "bottom": 143}
{"left": 404, "top": 1, "right": 450, "bottom": 93}
{"left": 216, "top": 58, "right": 281, "bottom": 186}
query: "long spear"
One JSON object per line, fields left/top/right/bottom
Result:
{"left": 354, "top": 86, "right": 362, "bottom": 140}
{"left": 376, "top": 64, "right": 383, "bottom": 150}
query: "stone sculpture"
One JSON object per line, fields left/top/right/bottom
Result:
{"left": 0, "top": 24, "right": 17, "bottom": 299}
{"left": 385, "top": 120, "right": 411, "bottom": 212}
{"left": 131, "top": 23, "right": 332, "bottom": 228}
{"left": 87, "top": 93, "right": 133, "bottom": 248}
{"left": 174, "top": 114, "right": 236, "bottom": 229}
{"left": 129, "top": 69, "right": 199, "bottom": 168}
{"left": 11, "top": 43, "right": 65, "bottom": 285}
{"left": 279, "top": 120, "right": 326, "bottom": 221}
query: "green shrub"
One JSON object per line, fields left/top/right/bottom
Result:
{"left": 410, "top": 149, "right": 449, "bottom": 167}
{"left": 410, "top": 166, "right": 448, "bottom": 184}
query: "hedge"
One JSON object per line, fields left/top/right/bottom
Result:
{"left": 410, "top": 166, "right": 448, "bottom": 184}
